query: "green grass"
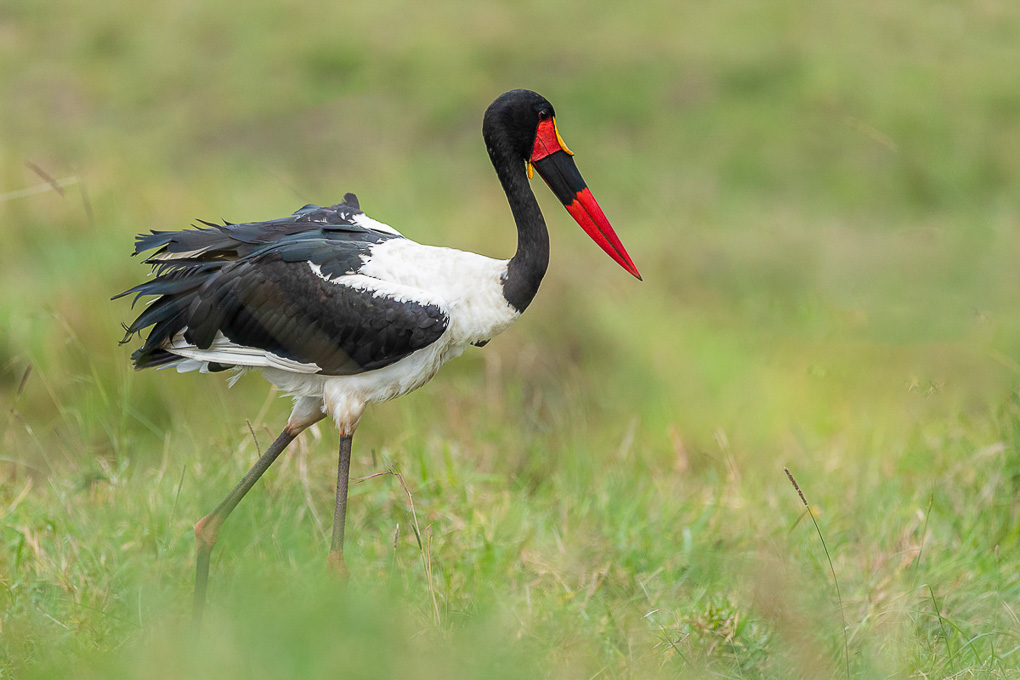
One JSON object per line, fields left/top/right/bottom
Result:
{"left": 3, "top": 0, "right": 1020, "bottom": 677}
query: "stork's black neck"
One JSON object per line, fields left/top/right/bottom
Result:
{"left": 490, "top": 145, "right": 549, "bottom": 314}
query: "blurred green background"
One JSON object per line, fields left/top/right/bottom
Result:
{"left": 2, "top": 0, "right": 1020, "bottom": 677}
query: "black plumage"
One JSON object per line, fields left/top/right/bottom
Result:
{"left": 116, "top": 196, "right": 449, "bottom": 375}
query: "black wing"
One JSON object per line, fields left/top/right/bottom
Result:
{"left": 115, "top": 197, "right": 450, "bottom": 375}
{"left": 129, "top": 193, "right": 377, "bottom": 262}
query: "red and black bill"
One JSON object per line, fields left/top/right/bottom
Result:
{"left": 530, "top": 117, "right": 641, "bottom": 280}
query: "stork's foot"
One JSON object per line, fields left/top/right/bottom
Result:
{"left": 327, "top": 549, "right": 350, "bottom": 579}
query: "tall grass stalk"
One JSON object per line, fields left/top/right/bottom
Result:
{"left": 784, "top": 466, "right": 850, "bottom": 680}
{"left": 356, "top": 468, "right": 441, "bottom": 626}
{"left": 928, "top": 584, "right": 957, "bottom": 672}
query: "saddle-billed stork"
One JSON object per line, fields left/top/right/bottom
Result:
{"left": 116, "top": 89, "right": 640, "bottom": 619}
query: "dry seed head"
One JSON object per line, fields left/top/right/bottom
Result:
{"left": 784, "top": 467, "right": 809, "bottom": 507}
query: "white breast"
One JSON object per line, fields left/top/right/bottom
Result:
{"left": 357, "top": 239, "right": 521, "bottom": 347}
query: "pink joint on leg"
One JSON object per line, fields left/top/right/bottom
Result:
{"left": 195, "top": 514, "right": 224, "bottom": 551}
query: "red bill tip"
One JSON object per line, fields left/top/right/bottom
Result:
{"left": 565, "top": 188, "right": 642, "bottom": 280}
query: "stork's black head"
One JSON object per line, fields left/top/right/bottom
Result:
{"left": 483, "top": 89, "right": 556, "bottom": 162}
{"left": 482, "top": 89, "right": 641, "bottom": 280}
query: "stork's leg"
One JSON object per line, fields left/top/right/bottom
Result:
{"left": 192, "top": 427, "right": 295, "bottom": 622}
{"left": 327, "top": 432, "right": 354, "bottom": 577}
{"left": 193, "top": 397, "right": 324, "bottom": 625}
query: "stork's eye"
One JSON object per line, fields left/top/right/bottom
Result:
{"left": 537, "top": 110, "right": 551, "bottom": 121}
